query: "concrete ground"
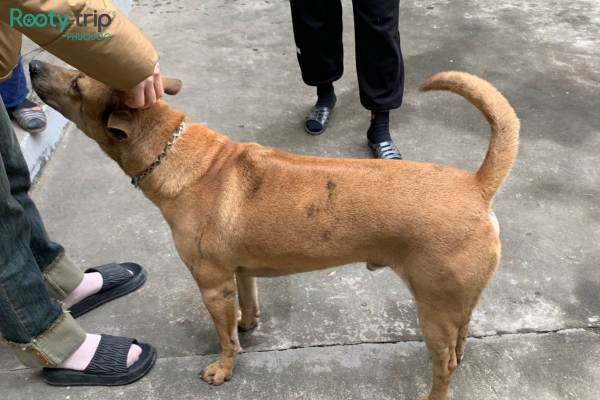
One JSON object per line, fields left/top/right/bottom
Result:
{"left": 1, "top": 0, "right": 599, "bottom": 399}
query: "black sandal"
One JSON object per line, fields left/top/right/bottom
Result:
{"left": 304, "top": 105, "right": 334, "bottom": 135}
{"left": 43, "top": 335, "right": 156, "bottom": 386}
{"left": 368, "top": 140, "right": 403, "bottom": 160}
{"left": 69, "top": 263, "right": 147, "bottom": 318}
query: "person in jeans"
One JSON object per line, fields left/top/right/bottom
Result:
{"left": 1, "top": 0, "right": 165, "bottom": 386}
{"left": 290, "top": 0, "right": 404, "bottom": 160}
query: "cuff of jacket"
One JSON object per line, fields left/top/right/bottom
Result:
{"left": 0, "top": 21, "right": 21, "bottom": 83}
{"left": 42, "top": 252, "right": 84, "bottom": 301}
{"left": 2, "top": 306, "right": 86, "bottom": 368}
{"left": 0, "top": 70, "right": 12, "bottom": 82}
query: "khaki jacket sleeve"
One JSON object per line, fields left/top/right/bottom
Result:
{"left": 0, "top": 20, "right": 21, "bottom": 82}
{"left": 0, "top": 0, "right": 158, "bottom": 91}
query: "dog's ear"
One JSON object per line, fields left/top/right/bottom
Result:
{"left": 107, "top": 109, "right": 135, "bottom": 140}
{"left": 162, "top": 76, "right": 182, "bottom": 95}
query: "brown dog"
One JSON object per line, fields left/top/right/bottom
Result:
{"left": 31, "top": 61, "right": 519, "bottom": 400}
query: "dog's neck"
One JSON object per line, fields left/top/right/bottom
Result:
{"left": 118, "top": 105, "right": 232, "bottom": 202}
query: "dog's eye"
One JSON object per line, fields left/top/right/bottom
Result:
{"left": 72, "top": 79, "right": 80, "bottom": 93}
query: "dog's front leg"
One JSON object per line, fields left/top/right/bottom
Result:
{"left": 194, "top": 263, "right": 240, "bottom": 385}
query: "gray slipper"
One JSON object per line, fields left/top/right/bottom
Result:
{"left": 368, "top": 140, "right": 403, "bottom": 160}
{"left": 11, "top": 105, "right": 47, "bottom": 133}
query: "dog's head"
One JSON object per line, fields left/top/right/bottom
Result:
{"left": 29, "top": 60, "right": 182, "bottom": 161}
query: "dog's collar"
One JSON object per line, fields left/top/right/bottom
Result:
{"left": 131, "top": 121, "right": 186, "bottom": 189}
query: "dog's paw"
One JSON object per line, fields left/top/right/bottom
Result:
{"left": 237, "top": 310, "right": 259, "bottom": 331}
{"left": 200, "top": 361, "right": 233, "bottom": 385}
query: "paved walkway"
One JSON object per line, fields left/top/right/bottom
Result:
{"left": 1, "top": 0, "right": 598, "bottom": 398}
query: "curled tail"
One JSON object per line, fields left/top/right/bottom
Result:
{"left": 420, "top": 71, "right": 520, "bottom": 203}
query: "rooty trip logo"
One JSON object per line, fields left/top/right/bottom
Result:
{"left": 10, "top": 8, "right": 116, "bottom": 41}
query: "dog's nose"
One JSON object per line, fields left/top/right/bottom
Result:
{"left": 29, "top": 60, "right": 43, "bottom": 76}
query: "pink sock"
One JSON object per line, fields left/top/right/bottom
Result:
{"left": 63, "top": 270, "right": 133, "bottom": 309}
{"left": 55, "top": 334, "right": 142, "bottom": 370}
{"left": 58, "top": 270, "right": 139, "bottom": 370}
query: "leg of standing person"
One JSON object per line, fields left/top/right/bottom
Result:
{"left": 290, "top": 0, "right": 343, "bottom": 135}
{"left": 353, "top": 0, "right": 404, "bottom": 159}
{"left": 0, "top": 56, "right": 47, "bottom": 134}
{"left": 0, "top": 95, "right": 153, "bottom": 385}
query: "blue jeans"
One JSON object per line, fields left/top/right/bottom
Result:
{"left": 0, "top": 95, "right": 86, "bottom": 368}
{"left": 0, "top": 56, "right": 29, "bottom": 109}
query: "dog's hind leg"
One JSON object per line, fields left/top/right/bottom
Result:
{"left": 416, "top": 301, "right": 462, "bottom": 400}
{"left": 236, "top": 273, "right": 260, "bottom": 331}
{"left": 193, "top": 262, "right": 241, "bottom": 385}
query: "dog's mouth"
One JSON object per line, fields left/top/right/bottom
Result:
{"left": 29, "top": 61, "right": 52, "bottom": 104}
{"left": 30, "top": 78, "right": 48, "bottom": 103}
{"left": 28, "top": 60, "right": 70, "bottom": 113}
{"left": 31, "top": 82, "right": 59, "bottom": 112}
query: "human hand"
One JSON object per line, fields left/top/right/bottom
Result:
{"left": 125, "top": 62, "right": 164, "bottom": 108}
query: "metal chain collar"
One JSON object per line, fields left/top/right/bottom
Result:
{"left": 131, "top": 121, "right": 186, "bottom": 189}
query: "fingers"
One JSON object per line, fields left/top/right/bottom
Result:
{"left": 125, "top": 83, "right": 145, "bottom": 108}
{"left": 143, "top": 79, "right": 157, "bottom": 107}
{"left": 125, "top": 62, "right": 164, "bottom": 109}
{"left": 153, "top": 62, "right": 164, "bottom": 102}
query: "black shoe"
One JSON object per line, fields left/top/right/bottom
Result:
{"left": 44, "top": 335, "right": 156, "bottom": 386}
{"left": 68, "top": 263, "right": 147, "bottom": 318}
{"left": 368, "top": 140, "right": 402, "bottom": 160}
{"left": 304, "top": 105, "right": 334, "bottom": 135}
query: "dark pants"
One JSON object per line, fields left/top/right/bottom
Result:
{"left": 0, "top": 95, "right": 86, "bottom": 367}
{"left": 290, "top": 0, "right": 404, "bottom": 111}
